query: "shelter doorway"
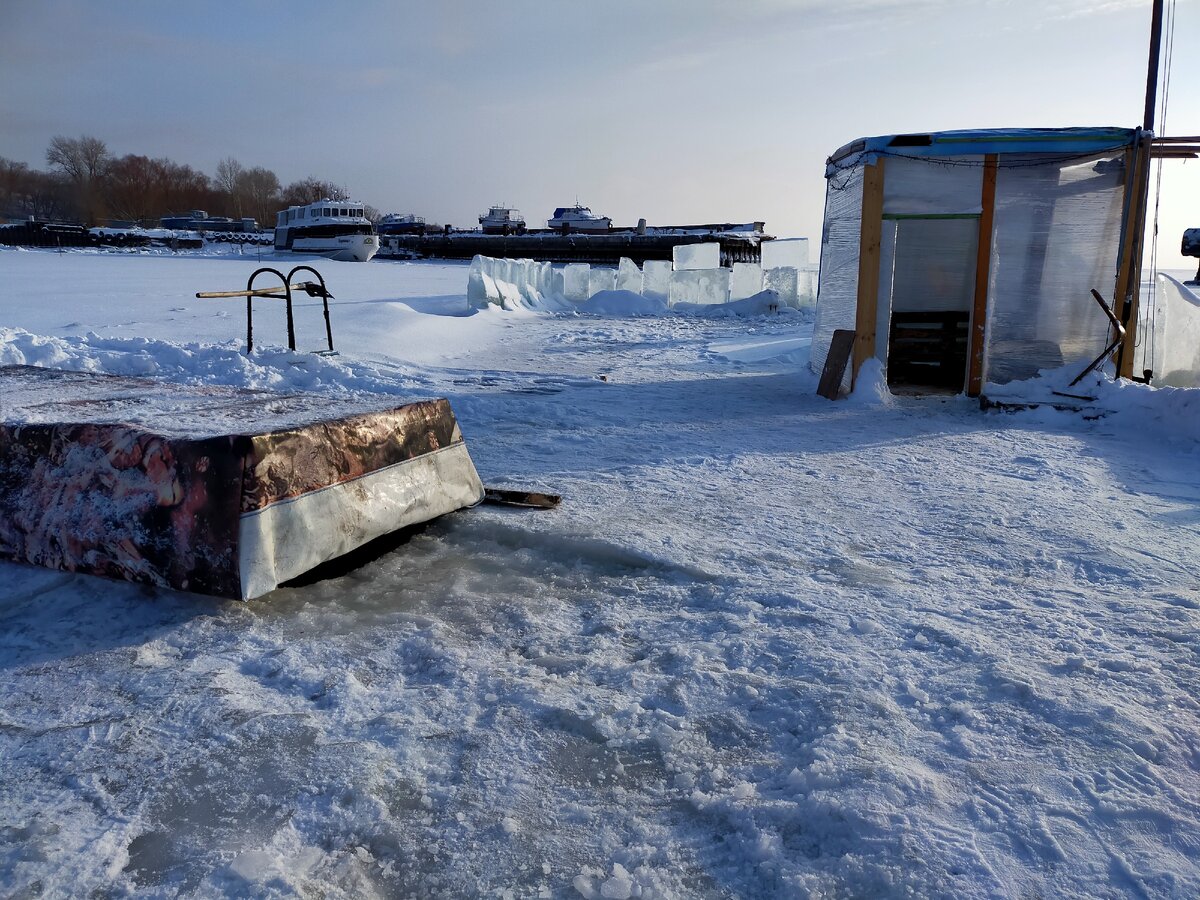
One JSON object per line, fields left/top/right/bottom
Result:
{"left": 882, "top": 216, "right": 979, "bottom": 391}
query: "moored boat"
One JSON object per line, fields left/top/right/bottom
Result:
{"left": 547, "top": 204, "right": 611, "bottom": 233}
{"left": 478, "top": 206, "right": 525, "bottom": 235}
{"left": 274, "top": 200, "right": 378, "bottom": 262}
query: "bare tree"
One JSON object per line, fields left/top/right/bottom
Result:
{"left": 0, "top": 157, "right": 30, "bottom": 216}
{"left": 236, "top": 166, "right": 281, "bottom": 226}
{"left": 156, "top": 160, "right": 211, "bottom": 215}
{"left": 0, "top": 157, "right": 73, "bottom": 221}
{"left": 45, "top": 135, "right": 111, "bottom": 182}
{"left": 45, "top": 135, "right": 112, "bottom": 223}
{"left": 214, "top": 157, "right": 244, "bottom": 215}
{"left": 102, "top": 155, "right": 212, "bottom": 225}
{"left": 281, "top": 177, "right": 347, "bottom": 208}
{"left": 106, "top": 154, "right": 158, "bottom": 223}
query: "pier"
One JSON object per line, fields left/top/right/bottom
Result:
{"left": 377, "top": 223, "right": 770, "bottom": 266}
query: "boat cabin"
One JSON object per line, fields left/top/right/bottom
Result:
{"left": 276, "top": 202, "right": 368, "bottom": 228}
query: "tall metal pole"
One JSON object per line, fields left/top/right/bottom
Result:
{"left": 1143, "top": 0, "right": 1165, "bottom": 131}
{"left": 1115, "top": 0, "right": 1165, "bottom": 377}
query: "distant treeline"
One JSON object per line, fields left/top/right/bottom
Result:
{"left": 0, "top": 135, "right": 375, "bottom": 228}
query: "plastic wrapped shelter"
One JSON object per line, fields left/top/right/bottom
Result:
{"left": 811, "top": 127, "right": 1140, "bottom": 394}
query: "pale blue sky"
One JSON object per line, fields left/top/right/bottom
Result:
{"left": 0, "top": 0, "right": 1195, "bottom": 264}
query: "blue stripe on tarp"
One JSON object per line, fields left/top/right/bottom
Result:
{"left": 827, "top": 127, "right": 1139, "bottom": 175}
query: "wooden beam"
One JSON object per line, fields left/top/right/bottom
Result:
{"left": 818, "top": 329, "right": 856, "bottom": 400}
{"left": 967, "top": 154, "right": 999, "bottom": 397}
{"left": 1113, "top": 135, "right": 1152, "bottom": 378}
{"left": 1112, "top": 146, "right": 1142, "bottom": 330}
{"left": 196, "top": 283, "right": 310, "bottom": 299}
{"left": 852, "top": 159, "right": 886, "bottom": 386}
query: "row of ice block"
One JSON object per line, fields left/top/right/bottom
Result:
{"left": 563, "top": 259, "right": 815, "bottom": 308}
{"left": 468, "top": 246, "right": 816, "bottom": 310}
{"left": 468, "top": 256, "right": 559, "bottom": 309}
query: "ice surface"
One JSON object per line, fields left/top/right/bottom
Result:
{"left": 563, "top": 264, "right": 591, "bottom": 303}
{"left": 3, "top": 248, "right": 1200, "bottom": 900}
{"left": 760, "top": 237, "right": 810, "bottom": 270}
{"left": 615, "top": 257, "right": 642, "bottom": 294}
{"left": 588, "top": 267, "right": 616, "bottom": 298}
{"left": 668, "top": 268, "right": 730, "bottom": 306}
{"left": 764, "top": 266, "right": 799, "bottom": 309}
{"left": 641, "top": 260, "right": 671, "bottom": 301}
{"left": 672, "top": 242, "right": 720, "bottom": 271}
{"left": 729, "top": 262, "right": 764, "bottom": 301}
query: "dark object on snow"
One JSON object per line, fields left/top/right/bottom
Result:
{"left": 0, "top": 219, "right": 94, "bottom": 248}
{"left": 196, "top": 265, "right": 334, "bottom": 354}
{"left": 482, "top": 488, "right": 562, "bottom": 509}
{"left": 817, "top": 329, "right": 855, "bottom": 400}
{"left": 979, "top": 394, "right": 1105, "bottom": 419}
{"left": 1184, "top": 228, "right": 1200, "bottom": 281}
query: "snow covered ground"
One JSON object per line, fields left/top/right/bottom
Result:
{"left": 1, "top": 247, "right": 1199, "bottom": 898}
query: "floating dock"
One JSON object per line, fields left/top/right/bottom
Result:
{"left": 377, "top": 223, "right": 770, "bottom": 266}
{"left": 0, "top": 366, "right": 484, "bottom": 599}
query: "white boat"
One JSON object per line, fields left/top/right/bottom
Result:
{"left": 274, "top": 200, "right": 378, "bottom": 262}
{"left": 547, "top": 204, "right": 611, "bottom": 233}
{"left": 478, "top": 206, "right": 525, "bottom": 234}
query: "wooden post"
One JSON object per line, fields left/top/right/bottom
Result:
{"left": 967, "top": 154, "right": 998, "bottom": 397}
{"left": 1113, "top": 136, "right": 1151, "bottom": 377}
{"left": 852, "top": 159, "right": 886, "bottom": 386}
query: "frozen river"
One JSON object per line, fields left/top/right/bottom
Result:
{"left": 2, "top": 248, "right": 1199, "bottom": 898}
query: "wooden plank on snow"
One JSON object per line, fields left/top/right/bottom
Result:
{"left": 818, "top": 329, "right": 856, "bottom": 400}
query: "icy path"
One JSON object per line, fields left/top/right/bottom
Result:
{"left": 1, "top": 251, "right": 1199, "bottom": 898}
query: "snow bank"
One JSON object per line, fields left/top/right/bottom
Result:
{"left": 0, "top": 327, "right": 422, "bottom": 399}
{"left": 986, "top": 364, "right": 1200, "bottom": 443}
{"left": 844, "top": 357, "right": 894, "bottom": 407}
{"left": 579, "top": 290, "right": 668, "bottom": 317}
{"left": 675, "top": 290, "right": 791, "bottom": 318}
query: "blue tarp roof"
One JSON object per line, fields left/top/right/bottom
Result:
{"left": 827, "top": 126, "right": 1140, "bottom": 175}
